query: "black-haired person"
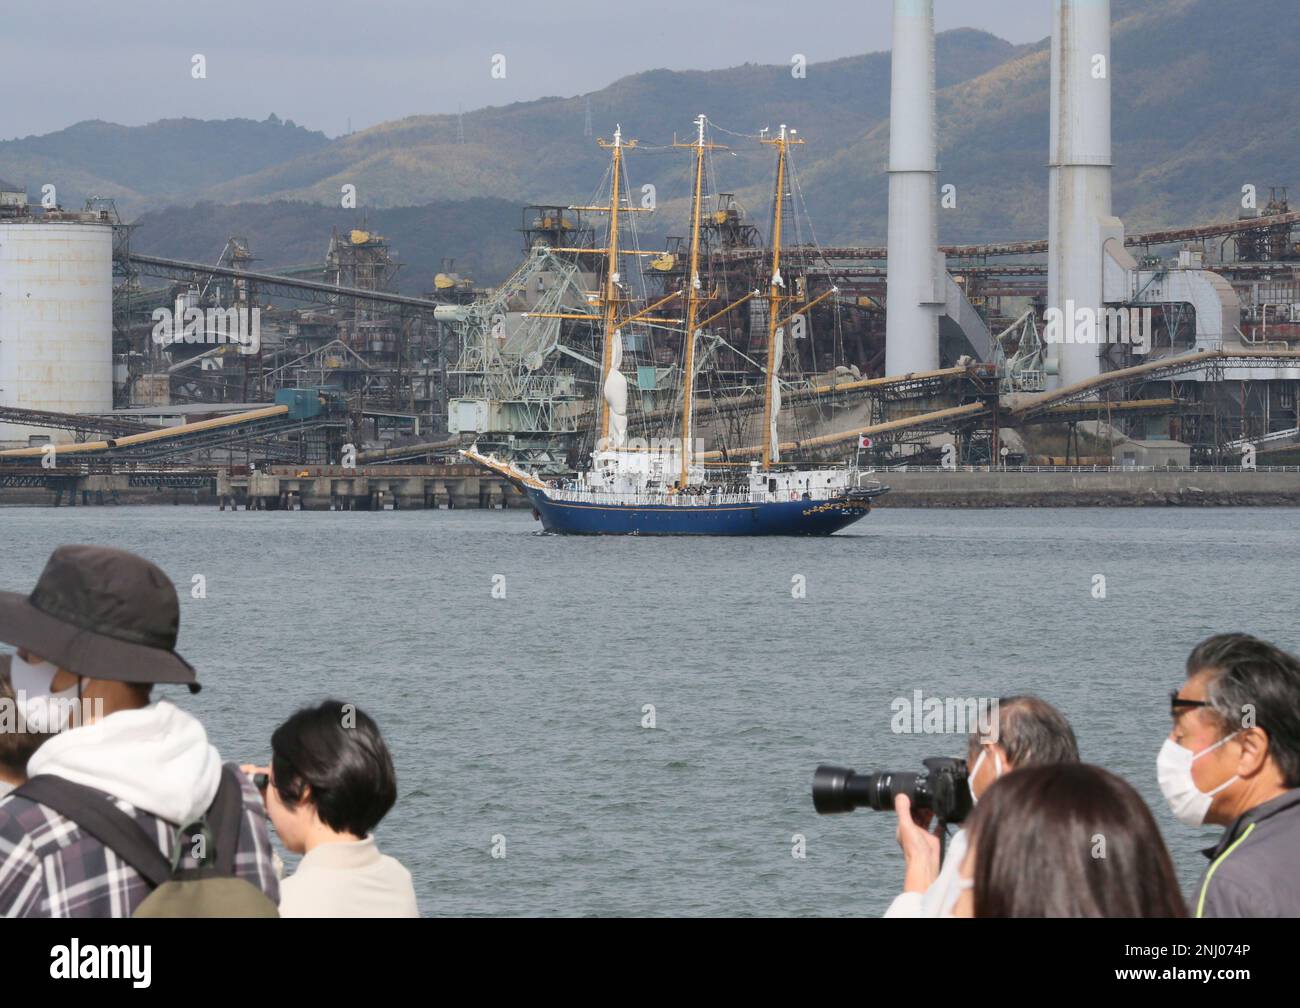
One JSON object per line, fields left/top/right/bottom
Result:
{"left": 951, "top": 763, "right": 1186, "bottom": 917}
{"left": 249, "top": 700, "right": 419, "bottom": 918}
{"left": 1161, "top": 634, "right": 1300, "bottom": 917}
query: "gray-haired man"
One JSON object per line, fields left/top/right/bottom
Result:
{"left": 1161, "top": 633, "right": 1300, "bottom": 918}
{"left": 886, "top": 694, "right": 1080, "bottom": 917}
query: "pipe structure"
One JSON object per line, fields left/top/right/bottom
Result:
{"left": 699, "top": 403, "right": 988, "bottom": 461}
{"left": 1011, "top": 348, "right": 1300, "bottom": 417}
{"left": 885, "top": 0, "right": 941, "bottom": 376}
{"left": 715, "top": 210, "right": 1300, "bottom": 262}
{"left": 1048, "top": 0, "right": 1113, "bottom": 390}
{"left": 358, "top": 438, "right": 461, "bottom": 463}
{"left": 0, "top": 404, "right": 290, "bottom": 458}
{"left": 691, "top": 348, "right": 1300, "bottom": 463}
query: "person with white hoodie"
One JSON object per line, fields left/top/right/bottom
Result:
{"left": 0, "top": 545, "right": 279, "bottom": 917}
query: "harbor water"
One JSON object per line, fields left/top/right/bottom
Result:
{"left": 2, "top": 505, "right": 1296, "bottom": 915}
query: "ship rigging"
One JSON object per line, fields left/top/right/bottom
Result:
{"left": 463, "top": 116, "right": 888, "bottom": 535}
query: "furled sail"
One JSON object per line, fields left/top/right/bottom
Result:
{"left": 604, "top": 328, "right": 628, "bottom": 449}
{"left": 767, "top": 323, "right": 783, "bottom": 463}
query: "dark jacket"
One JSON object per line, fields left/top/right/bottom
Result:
{"left": 1195, "top": 788, "right": 1300, "bottom": 917}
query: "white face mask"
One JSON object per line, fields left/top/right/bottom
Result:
{"left": 1156, "top": 732, "right": 1240, "bottom": 826}
{"left": 968, "top": 747, "right": 1003, "bottom": 805}
{"left": 8, "top": 651, "right": 79, "bottom": 733}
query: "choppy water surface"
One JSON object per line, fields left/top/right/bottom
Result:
{"left": 2, "top": 505, "right": 1296, "bottom": 915}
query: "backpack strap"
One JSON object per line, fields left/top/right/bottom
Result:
{"left": 156, "top": 766, "right": 247, "bottom": 878}
{"left": 13, "top": 775, "right": 172, "bottom": 888}
{"left": 206, "top": 765, "right": 245, "bottom": 877}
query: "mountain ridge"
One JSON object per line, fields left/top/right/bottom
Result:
{"left": 2, "top": 0, "right": 1294, "bottom": 288}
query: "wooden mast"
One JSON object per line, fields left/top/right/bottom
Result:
{"left": 528, "top": 129, "right": 659, "bottom": 452}
{"left": 595, "top": 126, "right": 630, "bottom": 447}
{"left": 673, "top": 114, "right": 724, "bottom": 488}
{"left": 760, "top": 124, "right": 803, "bottom": 470}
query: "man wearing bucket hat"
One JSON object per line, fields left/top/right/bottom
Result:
{"left": 0, "top": 545, "right": 279, "bottom": 917}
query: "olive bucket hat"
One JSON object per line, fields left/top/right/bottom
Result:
{"left": 0, "top": 545, "right": 199, "bottom": 693}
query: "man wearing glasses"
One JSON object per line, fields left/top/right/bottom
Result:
{"left": 1160, "top": 634, "right": 1300, "bottom": 918}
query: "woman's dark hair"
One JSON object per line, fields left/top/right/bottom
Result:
{"left": 271, "top": 700, "right": 397, "bottom": 837}
{"left": 965, "top": 763, "right": 1187, "bottom": 918}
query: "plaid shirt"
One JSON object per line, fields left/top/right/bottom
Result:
{"left": 0, "top": 763, "right": 279, "bottom": 917}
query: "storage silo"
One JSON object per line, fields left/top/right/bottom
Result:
{"left": 885, "top": 0, "right": 942, "bottom": 377}
{"left": 0, "top": 217, "right": 114, "bottom": 445}
{"left": 1047, "top": 0, "right": 1113, "bottom": 391}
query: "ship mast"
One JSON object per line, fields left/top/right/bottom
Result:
{"left": 521, "top": 128, "right": 667, "bottom": 457}
{"left": 673, "top": 114, "right": 723, "bottom": 488}
{"left": 595, "top": 126, "right": 629, "bottom": 447}
{"left": 760, "top": 124, "right": 803, "bottom": 469}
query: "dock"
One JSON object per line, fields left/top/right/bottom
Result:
{"left": 0, "top": 464, "right": 527, "bottom": 509}
{"left": 225, "top": 464, "right": 528, "bottom": 510}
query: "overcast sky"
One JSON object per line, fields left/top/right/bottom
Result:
{"left": 1, "top": 0, "right": 1052, "bottom": 141}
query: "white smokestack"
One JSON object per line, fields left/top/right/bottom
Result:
{"left": 885, "top": 0, "right": 941, "bottom": 377}
{"left": 1048, "top": 0, "right": 1112, "bottom": 389}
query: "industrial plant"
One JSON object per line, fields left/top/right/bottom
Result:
{"left": 2, "top": 0, "right": 1298, "bottom": 509}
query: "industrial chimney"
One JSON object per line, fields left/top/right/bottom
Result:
{"left": 1047, "top": 0, "right": 1113, "bottom": 389}
{"left": 885, "top": 0, "right": 942, "bottom": 377}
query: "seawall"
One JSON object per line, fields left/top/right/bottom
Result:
{"left": 872, "top": 468, "right": 1300, "bottom": 507}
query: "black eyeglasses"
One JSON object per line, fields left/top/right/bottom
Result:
{"left": 1170, "top": 691, "right": 1211, "bottom": 715}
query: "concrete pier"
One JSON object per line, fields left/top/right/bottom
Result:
{"left": 873, "top": 467, "right": 1300, "bottom": 507}
{"left": 4, "top": 464, "right": 1298, "bottom": 509}
{"left": 0, "top": 463, "right": 527, "bottom": 509}
{"left": 220, "top": 464, "right": 527, "bottom": 511}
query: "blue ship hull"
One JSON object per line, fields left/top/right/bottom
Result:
{"left": 524, "top": 487, "right": 876, "bottom": 536}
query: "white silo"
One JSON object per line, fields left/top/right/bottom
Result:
{"left": 1047, "top": 0, "right": 1113, "bottom": 390}
{"left": 885, "top": 0, "right": 942, "bottom": 377}
{"left": 0, "top": 218, "right": 114, "bottom": 445}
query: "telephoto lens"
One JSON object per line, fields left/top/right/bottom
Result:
{"left": 812, "top": 765, "right": 920, "bottom": 813}
{"left": 811, "top": 758, "right": 970, "bottom": 822}
{"left": 811, "top": 764, "right": 858, "bottom": 813}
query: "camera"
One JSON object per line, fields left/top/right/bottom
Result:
{"left": 812, "top": 757, "right": 972, "bottom": 824}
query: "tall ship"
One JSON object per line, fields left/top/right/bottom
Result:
{"left": 463, "top": 116, "right": 888, "bottom": 535}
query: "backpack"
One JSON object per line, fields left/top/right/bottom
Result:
{"left": 15, "top": 765, "right": 279, "bottom": 918}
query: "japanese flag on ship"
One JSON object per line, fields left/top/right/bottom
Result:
{"left": 859, "top": 434, "right": 873, "bottom": 449}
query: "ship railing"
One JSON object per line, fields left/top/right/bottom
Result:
{"left": 541, "top": 486, "right": 846, "bottom": 506}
